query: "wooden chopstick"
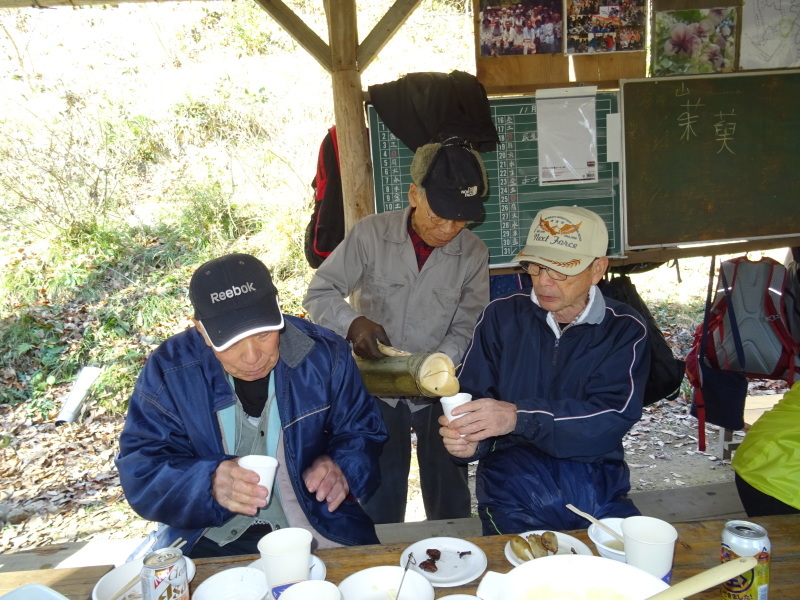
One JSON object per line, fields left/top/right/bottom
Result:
{"left": 565, "top": 504, "right": 625, "bottom": 544}
{"left": 108, "top": 538, "right": 186, "bottom": 600}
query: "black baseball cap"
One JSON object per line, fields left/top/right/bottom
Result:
{"left": 421, "top": 140, "right": 488, "bottom": 222}
{"left": 189, "top": 253, "right": 284, "bottom": 351}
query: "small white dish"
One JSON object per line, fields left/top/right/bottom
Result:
{"left": 192, "top": 566, "right": 267, "bottom": 600}
{"left": 338, "top": 565, "right": 434, "bottom": 600}
{"left": 400, "top": 536, "right": 487, "bottom": 588}
{"left": 92, "top": 556, "right": 196, "bottom": 600}
{"left": 439, "top": 595, "right": 479, "bottom": 600}
{"left": 587, "top": 517, "right": 626, "bottom": 562}
{"left": 248, "top": 554, "right": 326, "bottom": 583}
{"left": 503, "top": 530, "right": 593, "bottom": 567}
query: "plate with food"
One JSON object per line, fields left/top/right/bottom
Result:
{"left": 504, "top": 530, "right": 593, "bottom": 567}
{"left": 399, "top": 537, "right": 487, "bottom": 587}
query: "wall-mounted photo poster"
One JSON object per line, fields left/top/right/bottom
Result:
{"left": 651, "top": 7, "right": 737, "bottom": 76}
{"left": 566, "top": 0, "right": 647, "bottom": 55}
{"left": 740, "top": 0, "right": 800, "bottom": 70}
{"left": 479, "top": 0, "right": 564, "bottom": 56}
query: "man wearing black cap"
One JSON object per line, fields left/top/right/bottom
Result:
{"left": 303, "top": 139, "right": 490, "bottom": 524}
{"left": 117, "top": 253, "right": 387, "bottom": 557}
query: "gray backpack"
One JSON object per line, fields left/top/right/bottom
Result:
{"left": 703, "top": 255, "right": 800, "bottom": 383}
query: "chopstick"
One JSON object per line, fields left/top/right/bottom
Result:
{"left": 108, "top": 538, "right": 187, "bottom": 600}
{"left": 565, "top": 504, "right": 625, "bottom": 544}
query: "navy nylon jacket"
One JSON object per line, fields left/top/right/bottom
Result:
{"left": 116, "top": 316, "right": 387, "bottom": 551}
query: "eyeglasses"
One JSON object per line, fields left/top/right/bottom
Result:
{"left": 423, "top": 207, "right": 473, "bottom": 229}
{"left": 521, "top": 260, "right": 598, "bottom": 281}
{"left": 520, "top": 261, "right": 569, "bottom": 281}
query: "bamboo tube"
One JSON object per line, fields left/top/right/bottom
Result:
{"left": 355, "top": 352, "right": 459, "bottom": 397}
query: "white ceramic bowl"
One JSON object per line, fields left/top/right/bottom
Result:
{"left": 476, "top": 554, "right": 673, "bottom": 600}
{"left": 338, "top": 565, "right": 435, "bottom": 600}
{"left": 192, "top": 567, "right": 267, "bottom": 600}
{"left": 92, "top": 556, "right": 196, "bottom": 600}
{"left": 588, "top": 517, "right": 626, "bottom": 562}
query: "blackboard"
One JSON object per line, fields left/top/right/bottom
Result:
{"left": 367, "top": 93, "right": 623, "bottom": 268}
{"left": 622, "top": 70, "right": 800, "bottom": 248}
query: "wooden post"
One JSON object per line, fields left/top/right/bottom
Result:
{"left": 327, "top": 0, "right": 374, "bottom": 232}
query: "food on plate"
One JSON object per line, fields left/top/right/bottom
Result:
{"left": 419, "top": 558, "right": 438, "bottom": 572}
{"left": 511, "top": 531, "right": 569, "bottom": 563}
{"left": 525, "top": 534, "right": 549, "bottom": 558}
{"left": 541, "top": 531, "right": 559, "bottom": 554}
{"left": 415, "top": 545, "right": 473, "bottom": 574}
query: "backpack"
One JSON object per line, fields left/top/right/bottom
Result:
{"left": 304, "top": 126, "right": 344, "bottom": 269}
{"left": 686, "top": 255, "right": 800, "bottom": 450}
{"left": 700, "top": 256, "right": 800, "bottom": 382}
{"left": 599, "top": 275, "right": 686, "bottom": 406}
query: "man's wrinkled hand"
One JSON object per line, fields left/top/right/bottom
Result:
{"left": 303, "top": 455, "right": 350, "bottom": 512}
{"left": 211, "top": 459, "right": 268, "bottom": 516}
{"left": 438, "top": 414, "right": 479, "bottom": 458}
{"left": 446, "top": 397, "right": 517, "bottom": 441}
{"left": 346, "top": 316, "right": 391, "bottom": 360}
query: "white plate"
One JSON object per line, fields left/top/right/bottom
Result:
{"left": 92, "top": 556, "right": 196, "bottom": 600}
{"left": 439, "top": 596, "right": 479, "bottom": 600}
{"left": 248, "top": 554, "right": 326, "bottom": 583}
{"left": 504, "top": 530, "right": 593, "bottom": 567}
{"left": 399, "top": 537, "right": 487, "bottom": 588}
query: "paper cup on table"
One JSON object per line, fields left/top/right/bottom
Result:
{"left": 440, "top": 392, "right": 472, "bottom": 423}
{"left": 238, "top": 455, "right": 278, "bottom": 495}
{"left": 279, "top": 580, "right": 340, "bottom": 600}
{"left": 622, "top": 515, "right": 678, "bottom": 584}
{"left": 258, "top": 527, "right": 313, "bottom": 599}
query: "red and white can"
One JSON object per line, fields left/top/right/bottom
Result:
{"left": 720, "top": 520, "right": 770, "bottom": 600}
{"left": 141, "top": 547, "right": 190, "bottom": 600}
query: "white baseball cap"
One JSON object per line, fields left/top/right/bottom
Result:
{"left": 514, "top": 206, "right": 608, "bottom": 276}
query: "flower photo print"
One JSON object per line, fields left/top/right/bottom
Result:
{"left": 652, "top": 7, "right": 737, "bottom": 76}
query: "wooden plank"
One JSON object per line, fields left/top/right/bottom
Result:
{"left": 357, "top": 0, "right": 423, "bottom": 71}
{"left": 476, "top": 54, "right": 571, "bottom": 94}
{"left": 0, "top": 565, "right": 112, "bottom": 599}
{"left": 254, "top": 0, "right": 332, "bottom": 73}
{"left": 572, "top": 51, "right": 646, "bottom": 82}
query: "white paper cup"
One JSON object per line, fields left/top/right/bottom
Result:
{"left": 258, "top": 527, "right": 313, "bottom": 599}
{"left": 622, "top": 515, "right": 678, "bottom": 584}
{"left": 238, "top": 455, "right": 278, "bottom": 495}
{"left": 440, "top": 392, "right": 472, "bottom": 423}
{"left": 278, "top": 580, "right": 340, "bottom": 600}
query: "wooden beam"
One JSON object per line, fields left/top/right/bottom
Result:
{"left": 327, "top": 0, "right": 374, "bottom": 231}
{"left": 253, "top": 0, "right": 332, "bottom": 73}
{"left": 357, "top": 0, "right": 422, "bottom": 71}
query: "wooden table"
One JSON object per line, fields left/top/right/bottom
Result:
{"left": 2, "top": 514, "right": 797, "bottom": 599}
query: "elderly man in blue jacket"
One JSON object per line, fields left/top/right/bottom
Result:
{"left": 117, "top": 253, "right": 387, "bottom": 558}
{"left": 439, "top": 206, "right": 650, "bottom": 535}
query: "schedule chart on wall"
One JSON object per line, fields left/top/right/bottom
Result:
{"left": 367, "top": 92, "right": 622, "bottom": 268}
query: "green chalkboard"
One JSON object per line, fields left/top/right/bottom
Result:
{"left": 622, "top": 70, "right": 800, "bottom": 248}
{"left": 367, "top": 93, "right": 622, "bottom": 268}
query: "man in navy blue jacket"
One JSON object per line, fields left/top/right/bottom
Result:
{"left": 117, "top": 254, "right": 387, "bottom": 558}
{"left": 439, "top": 207, "right": 649, "bottom": 534}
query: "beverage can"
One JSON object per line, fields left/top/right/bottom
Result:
{"left": 141, "top": 547, "right": 190, "bottom": 600}
{"left": 721, "top": 520, "right": 770, "bottom": 600}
